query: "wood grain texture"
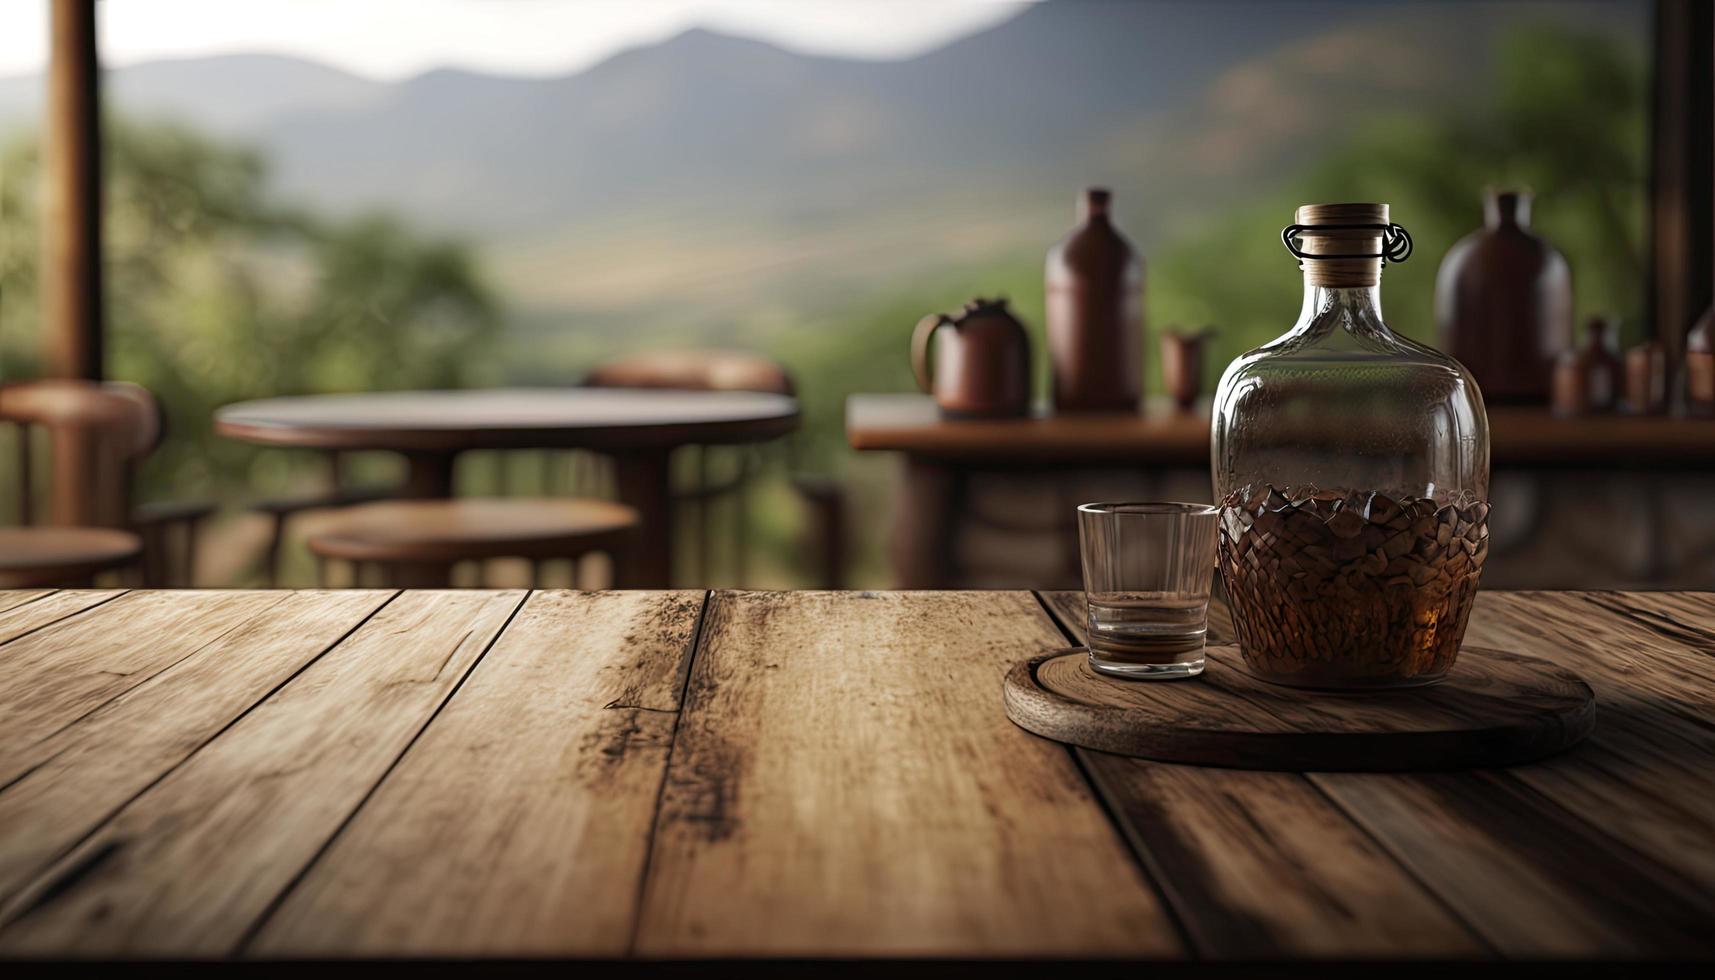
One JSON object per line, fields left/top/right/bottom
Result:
{"left": 0, "top": 588, "right": 1710, "bottom": 962}
{"left": 1038, "top": 591, "right": 1486, "bottom": 959}
{"left": 0, "top": 590, "right": 53, "bottom": 615}
{"left": 0, "top": 590, "right": 286, "bottom": 778}
{"left": 635, "top": 590, "right": 1181, "bottom": 957}
{"left": 0, "top": 590, "right": 394, "bottom": 905}
{"left": 1414, "top": 591, "right": 1715, "bottom": 891}
{"left": 1310, "top": 590, "right": 1715, "bottom": 956}
{"left": 0, "top": 589, "right": 524, "bottom": 956}
{"left": 1080, "top": 760, "right": 1487, "bottom": 958}
{"left": 0, "top": 588, "right": 123, "bottom": 645}
{"left": 1074, "top": 586, "right": 1715, "bottom": 957}
{"left": 1318, "top": 771, "right": 1715, "bottom": 956}
{"left": 1006, "top": 644, "right": 1593, "bottom": 771}
{"left": 250, "top": 590, "right": 704, "bottom": 957}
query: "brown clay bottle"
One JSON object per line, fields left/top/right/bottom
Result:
{"left": 1434, "top": 189, "right": 1572, "bottom": 403}
{"left": 1046, "top": 188, "right": 1143, "bottom": 413}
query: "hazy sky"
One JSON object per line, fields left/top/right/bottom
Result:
{"left": 0, "top": 0, "right": 1027, "bottom": 79}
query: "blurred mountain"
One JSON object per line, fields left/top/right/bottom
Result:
{"left": 242, "top": 1, "right": 1423, "bottom": 232}
{"left": 0, "top": 1, "right": 1646, "bottom": 329}
{"left": 0, "top": 52, "right": 386, "bottom": 134}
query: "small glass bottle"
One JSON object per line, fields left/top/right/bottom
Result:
{"left": 1211, "top": 203, "right": 1490, "bottom": 689}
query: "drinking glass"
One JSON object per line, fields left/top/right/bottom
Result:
{"left": 1076, "top": 502, "right": 1220, "bottom": 679}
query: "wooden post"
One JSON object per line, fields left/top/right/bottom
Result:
{"left": 42, "top": 0, "right": 103, "bottom": 381}
{"left": 1649, "top": 0, "right": 1714, "bottom": 352}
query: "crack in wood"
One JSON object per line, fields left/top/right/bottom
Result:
{"left": 2, "top": 839, "right": 126, "bottom": 927}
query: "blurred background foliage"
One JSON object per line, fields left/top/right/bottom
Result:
{"left": 2, "top": 117, "right": 501, "bottom": 509}
{"left": 0, "top": 19, "right": 1648, "bottom": 586}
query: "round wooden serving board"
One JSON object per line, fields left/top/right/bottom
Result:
{"left": 1004, "top": 645, "right": 1595, "bottom": 771}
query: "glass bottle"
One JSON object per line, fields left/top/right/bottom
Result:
{"left": 1210, "top": 203, "right": 1490, "bottom": 689}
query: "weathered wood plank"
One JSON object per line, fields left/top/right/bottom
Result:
{"left": 1232, "top": 590, "right": 1715, "bottom": 956}
{"left": 0, "top": 591, "right": 285, "bottom": 777}
{"left": 635, "top": 590, "right": 1180, "bottom": 957}
{"left": 0, "top": 589, "right": 525, "bottom": 956}
{"left": 1393, "top": 591, "right": 1715, "bottom": 902}
{"left": 1082, "top": 760, "right": 1487, "bottom": 958}
{"left": 0, "top": 589, "right": 124, "bottom": 646}
{"left": 1121, "top": 586, "right": 1715, "bottom": 956}
{"left": 250, "top": 590, "right": 704, "bottom": 957}
{"left": 0, "top": 590, "right": 394, "bottom": 906}
{"left": 1317, "top": 771, "right": 1715, "bottom": 956}
{"left": 1040, "top": 591, "right": 1485, "bottom": 958}
{"left": 1584, "top": 590, "right": 1715, "bottom": 649}
{"left": 0, "top": 591, "right": 52, "bottom": 615}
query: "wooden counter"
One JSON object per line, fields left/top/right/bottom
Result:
{"left": 848, "top": 393, "right": 1715, "bottom": 467}
{"left": 0, "top": 587, "right": 1712, "bottom": 961}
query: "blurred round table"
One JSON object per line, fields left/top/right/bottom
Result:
{"left": 216, "top": 388, "right": 800, "bottom": 586}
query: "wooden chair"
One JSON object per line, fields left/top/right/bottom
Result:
{"left": 306, "top": 497, "right": 638, "bottom": 588}
{"left": 1, "top": 380, "right": 153, "bottom": 587}
{"left": 583, "top": 349, "right": 847, "bottom": 587}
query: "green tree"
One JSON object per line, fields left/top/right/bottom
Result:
{"left": 1150, "top": 23, "right": 1648, "bottom": 382}
{"left": 1, "top": 116, "right": 501, "bottom": 502}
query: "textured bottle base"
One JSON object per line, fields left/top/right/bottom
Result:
{"left": 1218, "top": 484, "right": 1488, "bottom": 690}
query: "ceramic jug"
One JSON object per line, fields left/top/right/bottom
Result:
{"left": 911, "top": 298, "right": 1031, "bottom": 418}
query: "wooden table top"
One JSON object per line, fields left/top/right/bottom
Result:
{"left": 847, "top": 392, "right": 1715, "bottom": 467}
{"left": 0, "top": 587, "right": 1711, "bottom": 961}
{"left": 217, "top": 388, "right": 800, "bottom": 453}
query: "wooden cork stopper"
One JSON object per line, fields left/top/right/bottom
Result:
{"left": 1292, "top": 202, "right": 1388, "bottom": 287}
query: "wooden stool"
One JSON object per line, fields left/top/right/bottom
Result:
{"left": 2, "top": 379, "right": 200, "bottom": 587}
{"left": 0, "top": 526, "right": 143, "bottom": 588}
{"left": 306, "top": 498, "right": 639, "bottom": 587}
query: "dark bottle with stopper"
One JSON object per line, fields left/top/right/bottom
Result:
{"left": 1045, "top": 188, "right": 1144, "bottom": 413}
{"left": 1434, "top": 189, "right": 1572, "bottom": 402}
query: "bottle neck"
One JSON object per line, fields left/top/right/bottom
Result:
{"left": 1484, "top": 193, "right": 1529, "bottom": 230}
{"left": 1291, "top": 280, "right": 1387, "bottom": 339}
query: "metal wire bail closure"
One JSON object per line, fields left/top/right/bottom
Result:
{"left": 1281, "top": 223, "right": 1413, "bottom": 264}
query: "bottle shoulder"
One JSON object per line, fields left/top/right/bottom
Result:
{"left": 1047, "top": 222, "right": 1142, "bottom": 275}
{"left": 1439, "top": 224, "right": 1568, "bottom": 270}
{"left": 1214, "top": 331, "right": 1486, "bottom": 417}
